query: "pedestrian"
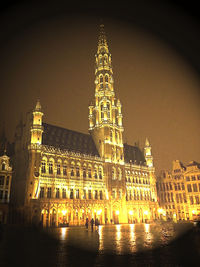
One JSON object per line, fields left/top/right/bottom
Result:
{"left": 85, "top": 217, "right": 89, "bottom": 229}
{"left": 95, "top": 218, "right": 99, "bottom": 230}
{"left": 90, "top": 218, "right": 94, "bottom": 231}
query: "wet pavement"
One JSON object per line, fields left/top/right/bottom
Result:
{"left": 0, "top": 222, "right": 200, "bottom": 266}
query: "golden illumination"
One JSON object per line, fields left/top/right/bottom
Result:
{"left": 144, "top": 223, "right": 150, "bottom": 232}
{"left": 129, "top": 210, "right": 133, "bottom": 215}
{"left": 144, "top": 210, "right": 149, "bottom": 215}
{"left": 97, "top": 209, "right": 102, "bottom": 215}
{"left": 25, "top": 25, "right": 159, "bottom": 228}
{"left": 62, "top": 210, "right": 67, "bottom": 215}
{"left": 192, "top": 210, "right": 197, "bottom": 215}
{"left": 158, "top": 208, "right": 163, "bottom": 214}
{"left": 61, "top": 227, "right": 68, "bottom": 240}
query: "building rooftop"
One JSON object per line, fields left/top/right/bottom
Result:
{"left": 42, "top": 123, "right": 100, "bottom": 157}
{"left": 42, "top": 123, "right": 146, "bottom": 165}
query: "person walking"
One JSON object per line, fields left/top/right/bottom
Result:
{"left": 95, "top": 218, "right": 99, "bottom": 230}
{"left": 85, "top": 218, "right": 89, "bottom": 230}
{"left": 90, "top": 218, "right": 94, "bottom": 231}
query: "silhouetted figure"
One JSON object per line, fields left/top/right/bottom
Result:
{"left": 90, "top": 218, "right": 94, "bottom": 231}
{"left": 85, "top": 218, "right": 89, "bottom": 229}
{"left": 95, "top": 218, "right": 99, "bottom": 230}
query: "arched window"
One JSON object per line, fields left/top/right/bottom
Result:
{"left": 99, "top": 75, "right": 103, "bottom": 83}
{"left": 83, "top": 164, "right": 87, "bottom": 178}
{"left": 88, "top": 165, "right": 92, "bottom": 178}
{"left": 57, "top": 164, "right": 61, "bottom": 175}
{"left": 63, "top": 161, "right": 67, "bottom": 176}
{"left": 99, "top": 166, "right": 103, "bottom": 179}
{"left": 41, "top": 161, "right": 46, "bottom": 173}
{"left": 105, "top": 75, "right": 109, "bottom": 83}
{"left": 48, "top": 159, "right": 54, "bottom": 174}
{"left": 76, "top": 162, "right": 80, "bottom": 177}
{"left": 71, "top": 162, "right": 75, "bottom": 177}
{"left": 56, "top": 159, "right": 62, "bottom": 175}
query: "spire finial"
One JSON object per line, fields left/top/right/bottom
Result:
{"left": 35, "top": 99, "right": 41, "bottom": 111}
{"left": 98, "top": 24, "right": 108, "bottom": 53}
{"left": 145, "top": 137, "right": 150, "bottom": 147}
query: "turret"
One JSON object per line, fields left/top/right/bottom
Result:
{"left": 144, "top": 138, "right": 153, "bottom": 167}
{"left": 31, "top": 100, "right": 44, "bottom": 145}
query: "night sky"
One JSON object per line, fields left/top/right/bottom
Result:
{"left": 0, "top": 1, "right": 200, "bottom": 174}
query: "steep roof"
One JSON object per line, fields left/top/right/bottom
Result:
{"left": 42, "top": 123, "right": 146, "bottom": 164}
{"left": 123, "top": 143, "right": 146, "bottom": 165}
{"left": 42, "top": 123, "right": 100, "bottom": 157}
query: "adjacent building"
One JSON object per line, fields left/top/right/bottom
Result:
{"left": 157, "top": 160, "right": 200, "bottom": 221}
{"left": 0, "top": 151, "right": 12, "bottom": 224}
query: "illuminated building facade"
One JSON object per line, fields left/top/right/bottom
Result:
{"left": 157, "top": 160, "right": 200, "bottom": 221}
{"left": 0, "top": 151, "right": 12, "bottom": 224}
{"left": 12, "top": 25, "right": 158, "bottom": 226}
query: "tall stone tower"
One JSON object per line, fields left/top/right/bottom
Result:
{"left": 89, "top": 24, "right": 124, "bottom": 164}
{"left": 89, "top": 25, "right": 127, "bottom": 223}
{"left": 26, "top": 100, "right": 44, "bottom": 204}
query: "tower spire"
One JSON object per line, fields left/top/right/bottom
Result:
{"left": 89, "top": 25, "right": 124, "bottom": 163}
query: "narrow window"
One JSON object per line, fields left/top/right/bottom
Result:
{"left": 56, "top": 188, "right": 60, "bottom": 198}
{"left": 88, "top": 190, "right": 92, "bottom": 199}
{"left": 193, "top": 184, "right": 198, "bottom": 192}
{"left": 76, "top": 189, "right": 79, "bottom": 199}
{"left": 99, "top": 168, "right": 102, "bottom": 179}
{"left": 187, "top": 184, "right": 192, "bottom": 192}
{"left": 62, "top": 188, "right": 66, "bottom": 198}
{"left": 88, "top": 168, "right": 91, "bottom": 178}
{"left": 99, "top": 190, "right": 103, "bottom": 200}
{"left": 70, "top": 189, "right": 73, "bottom": 199}
{"left": 63, "top": 165, "right": 67, "bottom": 176}
{"left": 57, "top": 164, "right": 61, "bottom": 175}
{"left": 95, "top": 190, "right": 98, "bottom": 199}
{"left": 49, "top": 162, "right": 53, "bottom": 174}
{"left": 41, "top": 162, "right": 46, "bottom": 173}
{"left": 76, "top": 166, "right": 80, "bottom": 177}
{"left": 39, "top": 187, "right": 44, "bottom": 198}
{"left": 83, "top": 167, "right": 86, "bottom": 178}
{"left": 83, "top": 189, "right": 86, "bottom": 199}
